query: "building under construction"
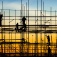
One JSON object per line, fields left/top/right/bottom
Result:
{"left": 0, "top": 0, "right": 57, "bottom": 57}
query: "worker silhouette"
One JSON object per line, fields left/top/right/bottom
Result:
{"left": 0, "top": 14, "right": 3, "bottom": 26}
{"left": 15, "top": 23, "right": 19, "bottom": 32}
{"left": 47, "top": 35, "right": 50, "bottom": 45}
{"left": 20, "top": 16, "right": 26, "bottom": 31}
{"left": 22, "top": 16, "right": 26, "bottom": 25}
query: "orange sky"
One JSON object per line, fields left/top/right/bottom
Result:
{"left": 0, "top": 33, "right": 56, "bottom": 43}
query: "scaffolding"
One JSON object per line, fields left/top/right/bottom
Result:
{"left": 0, "top": 0, "right": 57, "bottom": 57}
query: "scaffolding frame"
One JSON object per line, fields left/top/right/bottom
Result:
{"left": 0, "top": 0, "right": 57, "bottom": 57}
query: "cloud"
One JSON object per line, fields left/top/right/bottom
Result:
{"left": 3, "top": 2, "right": 21, "bottom": 10}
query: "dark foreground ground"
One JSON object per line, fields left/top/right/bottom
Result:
{"left": 0, "top": 53, "right": 57, "bottom": 57}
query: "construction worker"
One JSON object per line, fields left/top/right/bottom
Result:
{"left": 47, "top": 35, "right": 50, "bottom": 45}
{"left": 20, "top": 16, "right": 26, "bottom": 31}
{"left": 15, "top": 23, "right": 19, "bottom": 32}
{"left": 22, "top": 16, "right": 26, "bottom": 25}
{"left": 0, "top": 14, "right": 3, "bottom": 26}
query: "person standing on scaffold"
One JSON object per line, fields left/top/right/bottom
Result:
{"left": 15, "top": 23, "right": 19, "bottom": 32}
{"left": 0, "top": 14, "right": 3, "bottom": 26}
{"left": 20, "top": 16, "right": 26, "bottom": 32}
{"left": 47, "top": 35, "right": 50, "bottom": 46}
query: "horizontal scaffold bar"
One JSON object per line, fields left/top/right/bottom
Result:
{"left": 2, "top": 16, "right": 57, "bottom": 17}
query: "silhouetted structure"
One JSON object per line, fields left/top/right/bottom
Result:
{"left": 0, "top": 0, "right": 57, "bottom": 57}
{"left": 0, "top": 14, "right": 3, "bottom": 26}
{"left": 48, "top": 47, "right": 52, "bottom": 57}
{"left": 47, "top": 35, "right": 50, "bottom": 45}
